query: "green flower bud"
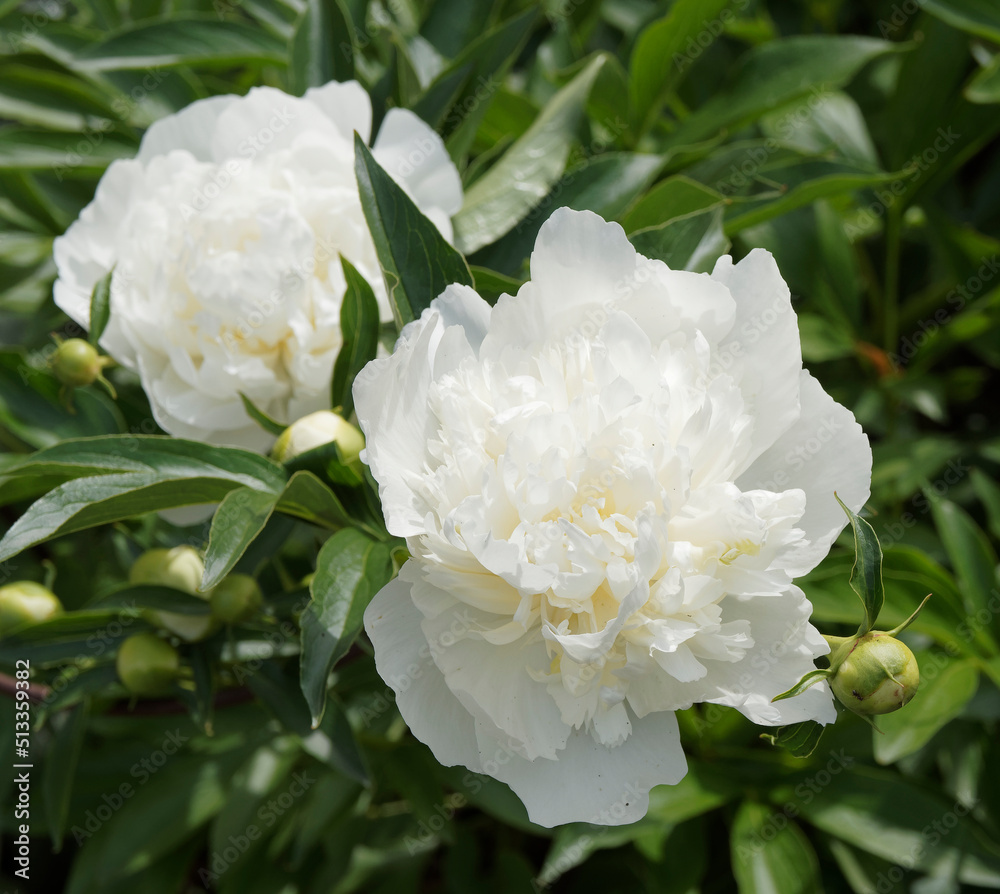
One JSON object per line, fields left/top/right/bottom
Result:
{"left": 51, "top": 338, "right": 105, "bottom": 387}
{"left": 129, "top": 547, "right": 216, "bottom": 642}
{"left": 272, "top": 410, "right": 365, "bottom": 472}
{"left": 116, "top": 633, "right": 180, "bottom": 696}
{"left": 210, "top": 574, "right": 263, "bottom": 624}
{"left": 0, "top": 581, "right": 63, "bottom": 635}
{"left": 829, "top": 632, "right": 919, "bottom": 716}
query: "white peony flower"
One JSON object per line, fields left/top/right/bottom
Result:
{"left": 356, "top": 208, "right": 871, "bottom": 827}
{"left": 53, "top": 82, "right": 462, "bottom": 451}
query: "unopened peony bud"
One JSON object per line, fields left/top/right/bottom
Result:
{"left": 129, "top": 547, "right": 216, "bottom": 642}
{"left": 116, "top": 633, "right": 180, "bottom": 696}
{"left": 50, "top": 337, "right": 116, "bottom": 401}
{"left": 210, "top": 574, "right": 263, "bottom": 624}
{"left": 0, "top": 581, "right": 63, "bottom": 635}
{"left": 272, "top": 410, "right": 365, "bottom": 471}
{"left": 829, "top": 632, "right": 919, "bottom": 715}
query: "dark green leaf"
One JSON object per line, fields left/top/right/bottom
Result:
{"left": 921, "top": 0, "right": 1000, "bottom": 42}
{"left": 288, "top": 0, "right": 354, "bottom": 94}
{"left": 928, "top": 495, "right": 999, "bottom": 623}
{"left": 772, "top": 668, "right": 832, "bottom": 702}
{"left": 731, "top": 801, "right": 821, "bottom": 894}
{"left": 238, "top": 393, "right": 286, "bottom": 437}
{"left": 72, "top": 19, "right": 288, "bottom": 71}
{"left": 0, "top": 437, "right": 285, "bottom": 562}
{"left": 43, "top": 699, "right": 89, "bottom": 852}
{"left": 629, "top": 0, "right": 733, "bottom": 133}
{"left": 330, "top": 256, "right": 380, "bottom": 417}
{"left": 354, "top": 134, "right": 473, "bottom": 328}
{"left": 836, "top": 493, "right": 885, "bottom": 635}
{"left": 299, "top": 528, "right": 393, "bottom": 725}
{"left": 275, "top": 469, "right": 353, "bottom": 530}
{"left": 87, "top": 268, "right": 112, "bottom": 346}
{"left": 452, "top": 54, "right": 607, "bottom": 253}
{"left": 630, "top": 206, "right": 730, "bottom": 273}
{"left": 201, "top": 487, "right": 278, "bottom": 591}
{"left": 91, "top": 584, "right": 212, "bottom": 615}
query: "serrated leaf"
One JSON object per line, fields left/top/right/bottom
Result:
{"left": 88, "top": 268, "right": 112, "bottom": 346}
{"left": 354, "top": 134, "right": 473, "bottom": 328}
{"left": 330, "top": 256, "right": 379, "bottom": 417}
{"left": 300, "top": 528, "right": 393, "bottom": 725}
{"left": 836, "top": 493, "right": 884, "bottom": 635}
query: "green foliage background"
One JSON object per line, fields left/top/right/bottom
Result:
{"left": 1, "top": 0, "right": 1000, "bottom": 891}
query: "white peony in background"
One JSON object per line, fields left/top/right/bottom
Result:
{"left": 357, "top": 208, "right": 872, "bottom": 827}
{"left": 52, "top": 81, "right": 462, "bottom": 451}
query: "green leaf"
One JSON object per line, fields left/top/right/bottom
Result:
{"left": 43, "top": 699, "right": 89, "bottom": 852}
{"left": 630, "top": 206, "right": 730, "bottom": 273}
{"left": 330, "top": 256, "right": 380, "bottom": 417}
{"left": 238, "top": 393, "right": 287, "bottom": 437}
{"left": 927, "top": 495, "right": 999, "bottom": 622}
{"left": 301, "top": 698, "right": 370, "bottom": 784}
{"left": 288, "top": 0, "right": 354, "bottom": 94}
{"left": 629, "top": 0, "right": 733, "bottom": 133}
{"left": 669, "top": 36, "right": 898, "bottom": 147}
{"left": 874, "top": 657, "right": 979, "bottom": 764}
{"left": 795, "top": 766, "right": 1000, "bottom": 887}
{"left": 760, "top": 720, "right": 825, "bottom": 758}
{"left": 620, "top": 175, "right": 724, "bottom": 234}
{"left": 0, "top": 436, "right": 286, "bottom": 562}
{"left": 971, "top": 467, "right": 1000, "bottom": 541}
{"left": 452, "top": 54, "right": 607, "bottom": 254}
{"left": 731, "top": 801, "right": 821, "bottom": 894}
{"left": 91, "top": 584, "right": 212, "bottom": 615}
{"left": 921, "top": 0, "right": 1000, "bottom": 42}
{"left": 299, "top": 528, "right": 393, "bottom": 725}
{"left": 72, "top": 19, "right": 288, "bottom": 71}
{"left": 412, "top": 8, "right": 537, "bottom": 156}
{"left": 966, "top": 54, "right": 1000, "bottom": 104}
{"left": 87, "top": 267, "right": 112, "bottom": 346}
{"left": 353, "top": 134, "right": 473, "bottom": 328}
{"left": 201, "top": 487, "right": 279, "bottom": 591}
{"left": 275, "top": 469, "right": 352, "bottom": 530}
{"left": 471, "top": 152, "right": 665, "bottom": 275}
{"left": 0, "top": 126, "right": 137, "bottom": 171}
{"left": 772, "top": 668, "right": 832, "bottom": 702}
{"left": 836, "top": 494, "right": 885, "bottom": 635}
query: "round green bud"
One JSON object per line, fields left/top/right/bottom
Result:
{"left": 129, "top": 547, "right": 216, "bottom": 642}
{"left": 830, "top": 632, "right": 919, "bottom": 715}
{"left": 210, "top": 574, "right": 263, "bottom": 624}
{"left": 0, "top": 581, "right": 63, "bottom": 635}
{"left": 51, "top": 338, "right": 106, "bottom": 388}
{"left": 272, "top": 410, "right": 365, "bottom": 471}
{"left": 116, "top": 633, "right": 180, "bottom": 696}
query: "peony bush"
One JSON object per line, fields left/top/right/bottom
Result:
{"left": 0, "top": 1, "right": 998, "bottom": 892}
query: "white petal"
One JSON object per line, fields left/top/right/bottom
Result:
{"left": 712, "top": 249, "right": 804, "bottom": 467}
{"left": 372, "top": 107, "right": 463, "bottom": 225}
{"left": 137, "top": 94, "right": 238, "bottom": 163}
{"left": 363, "top": 575, "right": 483, "bottom": 769}
{"left": 482, "top": 708, "right": 687, "bottom": 827}
{"left": 736, "top": 371, "right": 871, "bottom": 576}
{"left": 432, "top": 283, "right": 492, "bottom": 356}
{"left": 303, "top": 79, "right": 372, "bottom": 142}
{"left": 481, "top": 208, "right": 640, "bottom": 356}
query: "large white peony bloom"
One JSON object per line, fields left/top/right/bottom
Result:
{"left": 53, "top": 82, "right": 462, "bottom": 450}
{"left": 357, "top": 208, "right": 871, "bottom": 827}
